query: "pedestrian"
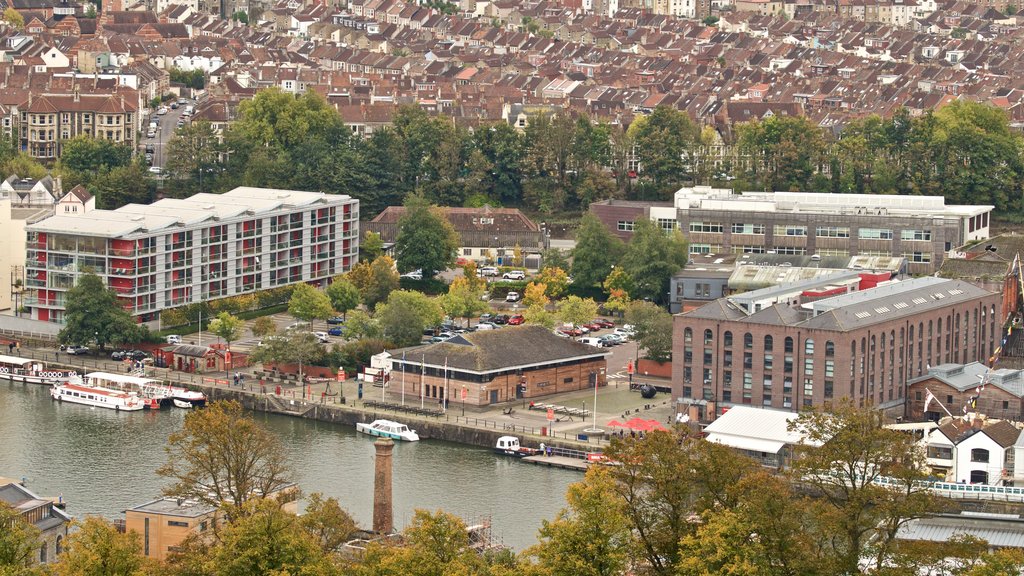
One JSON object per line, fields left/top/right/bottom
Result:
{"left": 233, "top": 372, "right": 239, "bottom": 387}
{"left": 540, "top": 442, "right": 545, "bottom": 456}
{"left": 7, "top": 342, "right": 14, "bottom": 354}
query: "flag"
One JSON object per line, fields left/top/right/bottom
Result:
{"left": 970, "top": 395, "right": 979, "bottom": 409}
{"left": 924, "top": 389, "right": 936, "bottom": 413}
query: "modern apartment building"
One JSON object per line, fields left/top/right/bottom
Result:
{"left": 24, "top": 187, "right": 359, "bottom": 323}
{"left": 673, "top": 277, "right": 1001, "bottom": 416}
{"left": 591, "top": 187, "right": 994, "bottom": 275}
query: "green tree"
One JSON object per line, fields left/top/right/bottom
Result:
{"left": 3, "top": 153, "right": 46, "bottom": 180}
{"left": 629, "top": 106, "right": 699, "bottom": 196}
{"left": 557, "top": 296, "right": 599, "bottom": 335}
{"left": 624, "top": 301, "right": 673, "bottom": 363}
{"left": 357, "top": 510, "right": 484, "bottom": 574}
{"left": 165, "top": 121, "right": 220, "bottom": 197}
{"left": 360, "top": 231, "right": 384, "bottom": 262}
{"left": 288, "top": 283, "right": 333, "bottom": 329}
{"left": 51, "top": 516, "right": 149, "bottom": 576}
{"left": 524, "top": 303, "right": 557, "bottom": 329}
{"left": 440, "top": 276, "right": 488, "bottom": 328}
{"left": 61, "top": 136, "right": 132, "bottom": 174}
{"left": 375, "top": 290, "right": 443, "bottom": 347}
{"left": 536, "top": 267, "right": 570, "bottom": 300}
{"left": 249, "top": 330, "right": 323, "bottom": 385}
{"left": 250, "top": 316, "right": 276, "bottom": 339}
{"left": 90, "top": 162, "right": 152, "bottom": 210}
{"left": 230, "top": 9, "right": 248, "bottom": 22}
{"left": 394, "top": 194, "right": 460, "bottom": 279}
{"left": 789, "top": 402, "right": 940, "bottom": 575}
{"left": 541, "top": 248, "right": 569, "bottom": 272}
{"left": 572, "top": 213, "right": 624, "bottom": 289}
{"left": 528, "top": 467, "right": 633, "bottom": 576}
{"left": 340, "top": 309, "right": 381, "bottom": 341}
{"left": 2, "top": 8, "right": 24, "bottom": 29}
{"left": 157, "top": 401, "right": 294, "bottom": 520}
{"left": 0, "top": 503, "right": 40, "bottom": 571}
{"left": 299, "top": 493, "right": 357, "bottom": 554}
{"left": 167, "top": 68, "right": 205, "bottom": 90}
{"left": 208, "top": 311, "right": 244, "bottom": 376}
{"left": 735, "top": 115, "right": 826, "bottom": 192}
{"left": 618, "top": 219, "right": 688, "bottom": 304}
{"left": 325, "top": 278, "right": 360, "bottom": 320}
{"left": 58, "top": 272, "right": 139, "bottom": 350}
{"left": 346, "top": 256, "right": 399, "bottom": 309}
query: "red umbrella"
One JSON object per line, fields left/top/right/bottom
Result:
{"left": 606, "top": 419, "right": 626, "bottom": 428}
{"left": 644, "top": 419, "right": 667, "bottom": 431}
{"left": 622, "top": 417, "right": 667, "bottom": 432}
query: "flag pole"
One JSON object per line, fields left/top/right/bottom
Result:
{"left": 420, "top": 354, "right": 425, "bottom": 410}
{"left": 401, "top": 351, "right": 406, "bottom": 407}
{"left": 924, "top": 387, "right": 954, "bottom": 418}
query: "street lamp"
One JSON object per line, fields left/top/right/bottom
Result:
{"left": 461, "top": 385, "right": 466, "bottom": 416}
{"left": 583, "top": 369, "right": 603, "bottom": 435}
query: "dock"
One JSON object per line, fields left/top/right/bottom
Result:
{"left": 521, "top": 455, "right": 590, "bottom": 472}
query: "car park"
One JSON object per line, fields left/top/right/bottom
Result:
{"left": 327, "top": 327, "right": 345, "bottom": 336}
{"left": 477, "top": 266, "right": 499, "bottom": 277}
{"left": 65, "top": 345, "right": 90, "bottom": 355}
{"left": 505, "top": 291, "right": 520, "bottom": 302}
{"left": 502, "top": 270, "right": 525, "bottom": 280}
{"left": 599, "top": 334, "right": 623, "bottom": 347}
{"left": 583, "top": 322, "right": 603, "bottom": 332}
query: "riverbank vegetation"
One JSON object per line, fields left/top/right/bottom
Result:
{"left": 4, "top": 401, "right": 1024, "bottom": 575}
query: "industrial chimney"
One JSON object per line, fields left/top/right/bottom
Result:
{"left": 372, "top": 438, "right": 394, "bottom": 535}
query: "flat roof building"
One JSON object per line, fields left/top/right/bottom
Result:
{"left": 24, "top": 187, "right": 359, "bottom": 323}
{"left": 674, "top": 277, "right": 1002, "bottom": 418}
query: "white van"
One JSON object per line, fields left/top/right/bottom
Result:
{"left": 166, "top": 334, "right": 182, "bottom": 344}
{"left": 183, "top": 105, "right": 194, "bottom": 117}
{"left": 579, "top": 337, "right": 603, "bottom": 347}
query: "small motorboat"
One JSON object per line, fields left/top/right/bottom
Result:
{"left": 494, "top": 436, "right": 540, "bottom": 457}
{"left": 173, "top": 399, "right": 193, "bottom": 409}
{"left": 355, "top": 419, "right": 419, "bottom": 442}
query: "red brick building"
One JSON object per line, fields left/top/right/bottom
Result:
{"left": 907, "top": 362, "right": 1024, "bottom": 422}
{"left": 673, "top": 277, "right": 1002, "bottom": 417}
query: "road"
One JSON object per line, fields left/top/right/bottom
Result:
{"left": 142, "top": 100, "right": 191, "bottom": 170}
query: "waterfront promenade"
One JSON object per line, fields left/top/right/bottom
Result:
{"left": 10, "top": 344, "right": 676, "bottom": 452}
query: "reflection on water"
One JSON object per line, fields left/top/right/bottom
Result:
{"left": 0, "top": 382, "right": 576, "bottom": 549}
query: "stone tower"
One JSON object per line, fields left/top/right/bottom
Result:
{"left": 372, "top": 438, "right": 394, "bottom": 534}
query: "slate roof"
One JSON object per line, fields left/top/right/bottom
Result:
{"left": 392, "top": 325, "right": 608, "bottom": 373}
{"left": 909, "top": 362, "right": 1024, "bottom": 398}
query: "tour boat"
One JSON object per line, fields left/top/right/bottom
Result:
{"left": 355, "top": 419, "right": 420, "bottom": 442}
{"left": 0, "top": 354, "right": 77, "bottom": 386}
{"left": 494, "top": 436, "right": 541, "bottom": 458}
{"left": 50, "top": 381, "right": 144, "bottom": 411}
{"left": 81, "top": 372, "right": 173, "bottom": 409}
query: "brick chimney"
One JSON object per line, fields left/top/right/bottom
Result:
{"left": 372, "top": 437, "right": 394, "bottom": 534}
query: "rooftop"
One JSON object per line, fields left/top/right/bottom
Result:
{"left": 127, "top": 497, "right": 217, "bottom": 518}
{"left": 703, "top": 405, "right": 815, "bottom": 454}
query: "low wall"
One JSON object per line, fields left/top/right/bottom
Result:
{"left": 0, "top": 314, "right": 60, "bottom": 337}
{"left": 637, "top": 359, "right": 671, "bottom": 379}
{"left": 263, "top": 364, "right": 337, "bottom": 379}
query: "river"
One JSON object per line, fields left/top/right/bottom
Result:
{"left": 0, "top": 381, "right": 578, "bottom": 550}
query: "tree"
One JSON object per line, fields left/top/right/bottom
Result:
{"left": 735, "top": 115, "right": 826, "bottom": 192}
{"left": 325, "top": 278, "right": 360, "bottom": 320}
{"left": 249, "top": 330, "right": 323, "bottom": 385}
{"left": 60, "top": 136, "right": 132, "bottom": 175}
{"left": 624, "top": 301, "right": 673, "bottom": 363}
{"left": 157, "top": 401, "right": 294, "bottom": 519}
{"left": 83, "top": 3, "right": 96, "bottom": 17}
{"left": 603, "top": 267, "right": 634, "bottom": 298}
{"left": 58, "top": 272, "right": 139, "bottom": 350}
{"left": 346, "top": 256, "right": 399, "bottom": 309}
{"left": 288, "top": 283, "right": 333, "bottom": 329}
{"left": 440, "top": 277, "right": 488, "bottom": 328}
{"left": 525, "top": 303, "right": 558, "bottom": 330}
{"left": 572, "top": 214, "right": 624, "bottom": 289}
{"left": 208, "top": 311, "right": 244, "bottom": 376}
{"left": 618, "top": 219, "right": 687, "bottom": 304}
{"left": 528, "top": 467, "right": 633, "bottom": 576}
{"left": 789, "top": 402, "right": 941, "bottom": 575}
{"left": 459, "top": 260, "right": 487, "bottom": 293}
{"left": 394, "top": 194, "right": 460, "bottom": 279}
{"left": 375, "top": 290, "right": 443, "bottom": 347}
{"left": 340, "top": 309, "right": 381, "bottom": 341}
{"left": 167, "top": 68, "right": 205, "bottom": 90}
{"left": 629, "top": 106, "right": 699, "bottom": 196}
{"left": 51, "top": 516, "right": 149, "bottom": 576}
{"left": 3, "top": 153, "right": 46, "bottom": 181}
{"left": 2, "top": 8, "right": 23, "bottom": 29}
{"left": 522, "top": 282, "right": 550, "bottom": 309}
{"left": 250, "top": 316, "right": 276, "bottom": 339}
{"left": 90, "top": 162, "right": 153, "bottom": 210}
{"left": 357, "top": 510, "right": 485, "bottom": 574}
{"left": 299, "top": 493, "right": 357, "bottom": 554}
{"left": 165, "top": 121, "right": 220, "bottom": 197}
{"left": 360, "top": 231, "right": 384, "bottom": 262}
{"left": 558, "top": 296, "right": 599, "bottom": 334}
{"left": 603, "top": 289, "right": 630, "bottom": 318}
{"left": 541, "top": 248, "right": 569, "bottom": 272}
{"left": 230, "top": 9, "right": 248, "bottom": 23}
{"left": 0, "top": 503, "right": 39, "bottom": 571}
{"left": 536, "top": 267, "right": 570, "bottom": 300}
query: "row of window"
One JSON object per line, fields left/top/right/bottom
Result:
{"left": 686, "top": 222, "right": 933, "bottom": 241}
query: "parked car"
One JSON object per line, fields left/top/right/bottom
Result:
{"left": 507, "top": 314, "right": 525, "bottom": 325}
{"left": 613, "top": 328, "right": 634, "bottom": 339}
{"left": 553, "top": 330, "right": 570, "bottom": 338}
{"left": 157, "top": 106, "right": 168, "bottom": 115}
{"left": 502, "top": 270, "right": 525, "bottom": 280}
{"left": 177, "top": 98, "right": 188, "bottom": 105}
{"left": 65, "top": 345, "right": 90, "bottom": 355}
{"left": 492, "top": 314, "right": 510, "bottom": 325}
{"left": 400, "top": 269, "right": 423, "bottom": 280}
{"left": 170, "top": 102, "right": 179, "bottom": 109}
{"left": 477, "top": 266, "right": 499, "bottom": 277}
{"left": 599, "top": 334, "right": 623, "bottom": 347}
{"left": 479, "top": 313, "right": 494, "bottom": 322}
{"left": 166, "top": 335, "right": 182, "bottom": 344}
{"left": 592, "top": 319, "right": 615, "bottom": 329}
{"left": 148, "top": 166, "right": 163, "bottom": 175}
{"left": 110, "top": 350, "right": 129, "bottom": 361}
{"left": 505, "top": 291, "right": 520, "bottom": 302}
{"left": 326, "top": 316, "right": 345, "bottom": 325}
{"left": 287, "top": 321, "right": 310, "bottom": 331}
{"left": 475, "top": 322, "right": 497, "bottom": 331}
{"left": 558, "top": 327, "right": 583, "bottom": 337}
{"left": 144, "top": 144, "right": 155, "bottom": 154}
{"left": 579, "top": 337, "right": 603, "bottom": 347}
{"left": 583, "top": 322, "right": 603, "bottom": 332}
{"left": 327, "top": 327, "right": 345, "bottom": 336}
{"left": 312, "top": 332, "right": 329, "bottom": 343}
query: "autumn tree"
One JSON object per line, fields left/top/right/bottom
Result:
{"left": 50, "top": 516, "right": 150, "bottom": 576}
{"left": 346, "top": 256, "right": 400, "bottom": 309}
{"left": 249, "top": 329, "right": 323, "bottom": 384}
{"left": 522, "top": 281, "right": 550, "bottom": 308}
{"left": 536, "top": 267, "right": 570, "bottom": 300}
{"left": 440, "top": 277, "right": 488, "bottom": 328}
{"left": 356, "top": 510, "right": 489, "bottom": 575}
{"left": 2, "top": 7, "right": 24, "bottom": 28}
{"left": 557, "top": 296, "right": 599, "bottom": 335}
{"left": 376, "top": 290, "right": 443, "bottom": 347}
{"left": 299, "top": 493, "right": 357, "bottom": 555}
{"left": 0, "top": 503, "right": 39, "bottom": 572}
{"left": 158, "top": 401, "right": 294, "bottom": 520}
{"left": 250, "top": 316, "right": 276, "bottom": 339}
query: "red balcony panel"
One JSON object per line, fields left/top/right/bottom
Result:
{"left": 38, "top": 308, "right": 49, "bottom": 321}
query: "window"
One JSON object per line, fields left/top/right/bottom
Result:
{"left": 804, "top": 358, "right": 814, "bottom": 375}
{"left": 764, "top": 335, "right": 773, "bottom": 351}
{"left": 815, "top": 226, "right": 850, "bottom": 238}
{"left": 724, "top": 331, "right": 732, "bottom": 347}
{"left": 704, "top": 349, "right": 713, "bottom": 365}
{"left": 773, "top": 225, "right": 807, "bottom": 236}
{"left": 805, "top": 339, "right": 814, "bottom": 355}
{"left": 859, "top": 228, "right": 893, "bottom": 240}
{"left": 731, "top": 223, "right": 766, "bottom": 235}
{"left": 971, "top": 448, "right": 990, "bottom": 463}
{"left": 744, "top": 333, "right": 753, "bottom": 349}
{"left": 734, "top": 245, "right": 766, "bottom": 254}
{"left": 168, "top": 520, "right": 190, "bottom": 527}
{"left": 617, "top": 221, "right": 635, "bottom": 232}
{"left": 657, "top": 218, "right": 677, "bottom": 232}
{"left": 40, "top": 543, "right": 47, "bottom": 564}
{"left": 901, "top": 230, "right": 932, "bottom": 241}
{"left": 704, "top": 329, "right": 713, "bottom": 344}
{"left": 764, "top": 354, "right": 773, "bottom": 369}
{"left": 927, "top": 446, "right": 952, "bottom": 459}
{"left": 144, "top": 518, "right": 150, "bottom": 556}
{"left": 904, "top": 252, "right": 932, "bottom": 263}
{"left": 689, "top": 221, "right": 724, "bottom": 233}
{"left": 695, "top": 283, "right": 712, "bottom": 298}
{"left": 826, "top": 341, "right": 835, "bottom": 357}
{"left": 785, "top": 337, "right": 793, "bottom": 353}
{"left": 684, "top": 328, "right": 692, "bottom": 343}
{"left": 462, "top": 248, "right": 472, "bottom": 256}
{"left": 690, "top": 244, "right": 715, "bottom": 255}
{"left": 56, "top": 536, "right": 62, "bottom": 556}
{"left": 773, "top": 246, "right": 806, "bottom": 255}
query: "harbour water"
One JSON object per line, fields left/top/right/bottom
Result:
{"left": 0, "top": 381, "right": 577, "bottom": 550}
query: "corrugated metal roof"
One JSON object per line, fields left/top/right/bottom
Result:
{"left": 898, "top": 514, "right": 1024, "bottom": 548}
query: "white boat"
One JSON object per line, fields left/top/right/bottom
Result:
{"left": 355, "top": 419, "right": 420, "bottom": 442}
{"left": 494, "top": 436, "right": 540, "bottom": 458}
{"left": 50, "top": 381, "right": 144, "bottom": 411}
{"left": 173, "top": 399, "right": 193, "bottom": 409}
{"left": 0, "top": 354, "right": 77, "bottom": 386}
{"left": 168, "top": 385, "right": 206, "bottom": 407}
{"left": 82, "top": 372, "right": 172, "bottom": 410}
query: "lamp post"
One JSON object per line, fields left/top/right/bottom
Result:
{"left": 461, "top": 385, "right": 466, "bottom": 416}
{"left": 583, "top": 368, "right": 603, "bottom": 435}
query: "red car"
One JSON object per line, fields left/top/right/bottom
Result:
{"left": 558, "top": 327, "right": 583, "bottom": 337}
{"left": 592, "top": 319, "right": 615, "bottom": 329}
{"left": 583, "top": 322, "right": 603, "bottom": 332}
{"left": 508, "top": 315, "right": 525, "bottom": 325}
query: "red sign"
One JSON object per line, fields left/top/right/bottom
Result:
{"left": 461, "top": 388, "right": 467, "bottom": 400}
{"left": 337, "top": 369, "right": 346, "bottom": 382}
{"left": 627, "top": 360, "right": 634, "bottom": 375}
{"left": 224, "top": 351, "right": 232, "bottom": 364}
{"left": 547, "top": 408, "right": 555, "bottom": 421}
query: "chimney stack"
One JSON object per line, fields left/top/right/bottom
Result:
{"left": 372, "top": 437, "right": 394, "bottom": 534}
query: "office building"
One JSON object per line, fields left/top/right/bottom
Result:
{"left": 24, "top": 187, "right": 359, "bottom": 323}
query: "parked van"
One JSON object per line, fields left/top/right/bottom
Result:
{"left": 183, "top": 105, "right": 194, "bottom": 116}
{"left": 579, "top": 337, "right": 603, "bottom": 347}
{"left": 166, "top": 334, "right": 182, "bottom": 344}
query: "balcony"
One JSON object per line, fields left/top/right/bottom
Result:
{"left": 109, "top": 248, "right": 137, "bottom": 258}
{"left": 167, "top": 242, "right": 193, "bottom": 251}
{"left": 240, "top": 247, "right": 260, "bottom": 256}
{"left": 110, "top": 267, "right": 136, "bottom": 276}
{"left": 239, "top": 229, "right": 258, "bottom": 239}
{"left": 137, "top": 266, "right": 155, "bottom": 275}
{"left": 169, "top": 278, "right": 192, "bottom": 288}
{"left": 312, "top": 235, "right": 331, "bottom": 243}
{"left": 241, "top": 265, "right": 261, "bottom": 274}
{"left": 112, "top": 286, "right": 136, "bottom": 295}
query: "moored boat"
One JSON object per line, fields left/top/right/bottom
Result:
{"left": 82, "top": 372, "right": 172, "bottom": 409}
{"left": 0, "top": 354, "right": 77, "bottom": 386}
{"left": 355, "top": 419, "right": 420, "bottom": 442}
{"left": 168, "top": 386, "right": 206, "bottom": 407}
{"left": 50, "top": 381, "right": 144, "bottom": 411}
{"left": 172, "top": 399, "right": 193, "bottom": 409}
{"left": 494, "top": 436, "right": 541, "bottom": 457}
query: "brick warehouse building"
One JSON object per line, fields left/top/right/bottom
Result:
{"left": 385, "top": 325, "right": 609, "bottom": 408}
{"left": 906, "top": 362, "right": 1024, "bottom": 422}
{"left": 673, "top": 277, "right": 1001, "bottom": 417}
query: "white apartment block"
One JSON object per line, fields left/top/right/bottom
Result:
{"left": 24, "top": 188, "right": 359, "bottom": 324}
